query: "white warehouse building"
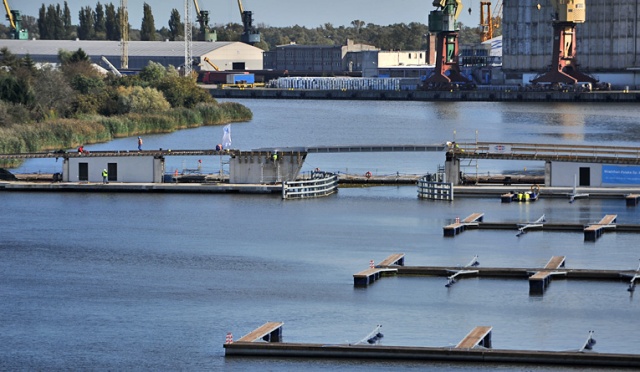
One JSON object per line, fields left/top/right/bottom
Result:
{"left": 0, "top": 39, "right": 263, "bottom": 72}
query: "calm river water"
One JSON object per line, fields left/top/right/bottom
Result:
{"left": 2, "top": 100, "right": 640, "bottom": 371}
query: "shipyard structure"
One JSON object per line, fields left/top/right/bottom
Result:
{"left": 502, "top": 0, "right": 640, "bottom": 87}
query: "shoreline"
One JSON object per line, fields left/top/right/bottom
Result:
{"left": 209, "top": 88, "right": 640, "bottom": 103}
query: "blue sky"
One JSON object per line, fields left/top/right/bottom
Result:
{"left": 11, "top": 0, "right": 480, "bottom": 29}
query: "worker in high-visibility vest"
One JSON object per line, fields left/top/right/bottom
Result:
{"left": 102, "top": 169, "right": 108, "bottom": 184}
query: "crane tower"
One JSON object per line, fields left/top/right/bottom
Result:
{"left": 184, "top": 0, "right": 193, "bottom": 77}
{"left": 531, "top": 0, "right": 597, "bottom": 86}
{"left": 120, "top": 0, "right": 128, "bottom": 69}
{"left": 423, "top": 0, "right": 471, "bottom": 90}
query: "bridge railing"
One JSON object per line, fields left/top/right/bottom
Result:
{"left": 453, "top": 142, "right": 640, "bottom": 162}
{"left": 282, "top": 171, "right": 338, "bottom": 200}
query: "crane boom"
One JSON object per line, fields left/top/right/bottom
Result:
{"left": 192, "top": 0, "right": 216, "bottom": 41}
{"left": 237, "top": 0, "right": 260, "bottom": 45}
{"left": 203, "top": 56, "right": 219, "bottom": 71}
{"left": 3, "top": 0, "right": 27, "bottom": 39}
{"left": 193, "top": 0, "right": 201, "bottom": 15}
{"left": 3, "top": 0, "right": 15, "bottom": 29}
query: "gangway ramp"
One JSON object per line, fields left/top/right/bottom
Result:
{"left": 236, "top": 322, "right": 284, "bottom": 343}
{"left": 455, "top": 326, "right": 493, "bottom": 349}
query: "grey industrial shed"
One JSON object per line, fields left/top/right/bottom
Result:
{"left": 0, "top": 39, "right": 263, "bottom": 71}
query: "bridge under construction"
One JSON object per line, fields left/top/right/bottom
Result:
{"left": 2, "top": 142, "right": 640, "bottom": 188}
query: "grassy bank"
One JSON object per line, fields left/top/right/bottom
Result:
{"left": 0, "top": 102, "right": 251, "bottom": 167}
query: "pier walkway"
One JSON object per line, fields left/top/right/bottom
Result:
{"left": 224, "top": 322, "right": 640, "bottom": 368}
{"left": 359, "top": 254, "right": 639, "bottom": 292}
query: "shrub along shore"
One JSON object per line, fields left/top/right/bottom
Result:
{"left": 0, "top": 101, "right": 252, "bottom": 168}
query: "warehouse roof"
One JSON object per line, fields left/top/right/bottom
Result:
{"left": 0, "top": 40, "right": 243, "bottom": 57}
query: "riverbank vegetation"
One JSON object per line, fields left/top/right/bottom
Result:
{"left": 0, "top": 48, "right": 252, "bottom": 163}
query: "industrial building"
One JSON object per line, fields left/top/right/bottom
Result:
{"left": 263, "top": 38, "right": 436, "bottom": 81}
{"left": 502, "top": 0, "right": 640, "bottom": 87}
{"left": 0, "top": 39, "right": 263, "bottom": 72}
{"left": 262, "top": 39, "right": 378, "bottom": 75}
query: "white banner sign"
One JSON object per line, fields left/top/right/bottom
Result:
{"left": 488, "top": 144, "right": 511, "bottom": 154}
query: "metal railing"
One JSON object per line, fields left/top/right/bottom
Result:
{"left": 452, "top": 142, "right": 640, "bottom": 164}
{"left": 417, "top": 175, "right": 454, "bottom": 201}
{"left": 282, "top": 171, "right": 338, "bottom": 200}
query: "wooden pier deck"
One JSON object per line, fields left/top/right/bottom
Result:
{"left": 584, "top": 214, "right": 617, "bottom": 241}
{"left": 353, "top": 254, "right": 404, "bottom": 287}
{"left": 236, "top": 322, "right": 284, "bottom": 343}
{"left": 443, "top": 213, "right": 484, "bottom": 237}
{"left": 455, "top": 326, "right": 492, "bottom": 349}
{"left": 528, "top": 256, "right": 566, "bottom": 294}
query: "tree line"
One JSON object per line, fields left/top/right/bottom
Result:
{"left": 1, "top": 2, "right": 500, "bottom": 49}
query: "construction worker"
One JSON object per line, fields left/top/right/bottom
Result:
{"left": 272, "top": 151, "right": 278, "bottom": 162}
{"left": 102, "top": 169, "right": 108, "bottom": 184}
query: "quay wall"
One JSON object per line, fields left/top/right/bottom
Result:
{"left": 209, "top": 88, "right": 640, "bottom": 102}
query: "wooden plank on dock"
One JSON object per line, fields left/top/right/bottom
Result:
{"left": 584, "top": 214, "right": 617, "bottom": 241}
{"left": 443, "top": 213, "right": 484, "bottom": 237}
{"left": 462, "top": 213, "right": 484, "bottom": 223}
{"left": 455, "top": 326, "right": 493, "bottom": 349}
{"left": 529, "top": 256, "right": 566, "bottom": 294}
{"left": 378, "top": 253, "right": 405, "bottom": 267}
{"left": 237, "top": 322, "right": 284, "bottom": 343}
{"left": 353, "top": 267, "right": 398, "bottom": 287}
{"left": 627, "top": 194, "right": 640, "bottom": 206}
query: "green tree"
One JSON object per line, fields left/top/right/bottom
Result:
{"left": 0, "top": 73, "right": 34, "bottom": 106}
{"left": 78, "top": 6, "right": 95, "bottom": 40}
{"left": 168, "top": 8, "right": 183, "bottom": 41}
{"left": 53, "top": 4, "right": 65, "bottom": 39}
{"left": 116, "top": 86, "right": 170, "bottom": 114}
{"left": 105, "top": 3, "right": 118, "bottom": 40}
{"left": 94, "top": 2, "right": 106, "bottom": 39}
{"left": 63, "top": 1, "right": 73, "bottom": 38}
{"left": 44, "top": 5, "right": 58, "bottom": 40}
{"left": 138, "top": 61, "right": 167, "bottom": 86}
{"left": 37, "top": 5, "right": 47, "bottom": 39}
{"left": 58, "top": 48, "right": 90, "bottom": 64}
{"left": 140, "top": 3, "right": 156, "bottom": 41}
{"left": 0, "top": 47, "right": 19, "bottom": 70}
{"left": 156, "top": 74, "right": 213, "bottom": 108}
{"left": 32, "top": 66, "right": 75, "bottom": 119}
{"left": 21, "top": 54, "right": 37, "bottom": 76}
